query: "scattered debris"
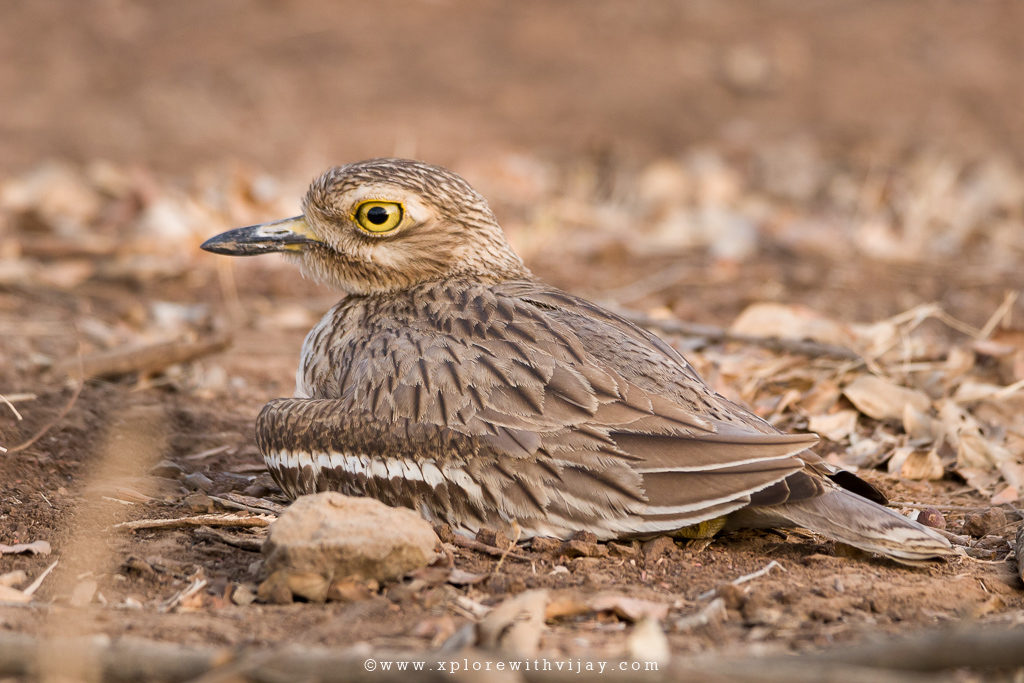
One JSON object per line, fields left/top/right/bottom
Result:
{"left": 698, "top": 560, "right": 785, "bottom": 601}
{"left": 0, "top": 540, "right": 51, "bottom": 556}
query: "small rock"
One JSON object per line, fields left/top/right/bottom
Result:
{"left": 241, "top": 474, "right": 277, "bottom": 498}
{"left": 150, "top": 460, "right": 185, "bottom": 478}
{"left": 475, "top": 527, "right": 510, "bottom": 549}
{"left": 962, "top": 508, "right": 1008, "bottom": 538}
{"left": 230, "top": 583, "right": 257, "bottom": 606}
{"left": 642, "top": 536, "right": 676, "bottom": 564}
{"left": 432, "top": 523, "right": 455, "bottom": 544}
{"left": 607, "top": 542, "right": 637, "bottom": 558}
{"left": 559, "top": 539, "right": 606, "bottom": 558}
{"left": 184, "top": 492, "right": 215, "bottom": 513}
{"left": 262, "top": 492, "right": 439, "bottom": 594}
{"left": 568, "top": 530, "right": 598, "bottom": 544}
{"left": 916, "top": 508, "right": 946, "bottom": 530}
{"left": 182, "top": 472, "right": 214, "bottom": 492}
{"left": 530, "top": 536, "right": 561, "bottom": 554}
{"left": 571, "top": 557, "right": 603, "bottom": 574}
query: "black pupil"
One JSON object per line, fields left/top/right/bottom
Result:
{"left": 366, "top": 206, "right": 390, "bottom": 225}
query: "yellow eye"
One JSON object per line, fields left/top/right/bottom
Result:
{"left": 354, "top": 201, "right": 403, "bottom": 233}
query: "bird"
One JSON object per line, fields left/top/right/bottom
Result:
{"left": 201, "top": 158, "right": 952, "bottom": 562}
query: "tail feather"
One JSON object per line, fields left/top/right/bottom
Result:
{"left": 730, "top": 487, "right": 953, "bottom": 562}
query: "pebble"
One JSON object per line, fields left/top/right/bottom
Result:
{"left": 182, "top": 471, "right": 214, "bottom": 492}
{"left": 916, "top": 508, "right": 946, "bottom": 530}
{"left": 260, "top": 492, "right": 439, "bottom": 602}
{"left": 962, "top": 508, "right": 1008, "bottom": 538}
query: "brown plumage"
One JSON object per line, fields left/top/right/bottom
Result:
{"left": 201, "top": 158, "right": 952, "bottom": 561}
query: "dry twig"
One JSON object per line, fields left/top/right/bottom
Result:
{"left": 113, "top": 513, "right": 274, "bottom": 532}
{"left": 448, "top": 535, "right": 532, "bottom": 562}
{"left": 697, "top": 559, "right": 785, "bottom": 601}
{"left": 192, "top": 526, "right": 265, "bottom": 552}
{"left": 51, "top": 333, "right": 231, "bottom": 380}
{"left": 5, "top": 381, "right": 83, "bottom": 455}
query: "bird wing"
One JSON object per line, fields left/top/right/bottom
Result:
{"left": 261, "top": 279, "right": 821, "bottom": 538}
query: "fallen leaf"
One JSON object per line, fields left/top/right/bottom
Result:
{"left": 903, "top": 403, "right": 941, "bottom": 442}
{"left": 843, "top": 375, "right": 930, "bottom": 421}
{"left": 887, "top": 447, "right": 944, "bottom": 480}
{"left": 808, "top": 410, "right": 858, "bottom": 442}
{"left": 731, "top": 302, "right": 852, "bottom": 346}
{"left": 990, "top": 486, "right": 1020, "bottom": 506}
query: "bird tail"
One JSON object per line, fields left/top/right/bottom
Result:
{"left": 734, "top": 487, "right": 954, "bottom": 562}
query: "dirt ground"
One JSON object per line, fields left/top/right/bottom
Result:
{"left": 2, "top": 2, "right": 1024, "bottom": 681}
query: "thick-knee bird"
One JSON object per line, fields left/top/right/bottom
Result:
{"left": 201, "top": 158, "right": 951, "bottom": 562}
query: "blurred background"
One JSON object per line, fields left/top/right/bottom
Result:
{"left": 2, "top": 0, "right": 1024, "bottom": 659}
{"left": 5, "top": 1, "right": 1024, "bottom": 173}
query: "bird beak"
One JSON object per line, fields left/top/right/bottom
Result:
{"left": 200, "top": 215, "right": 321, "bottom": 255}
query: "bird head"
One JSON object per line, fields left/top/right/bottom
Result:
{"left": 201, "top": 159, "right": 529, "bottom": 294}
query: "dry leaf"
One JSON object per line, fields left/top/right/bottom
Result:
{"left": 887, "top": 447, "right": 944, "bottom": 480}
{"left": 990, "top": 486, "right": 1020, "bottom": 506}
{"left": 730, "top": 302, "right": 852, "bottom": 346}
{"left": 956, "top": 467, "right": 1001, "bottom": 496}
{"left": 808, "top": 410, "right": 858, "bottom": 442}
{"left": 799, "top": 379, "right": 842, "bottom": 415}
{"left": 902, "top": 403, "right": 941, "bottom": 442}
{"left": 843, "top": 375, "right": 930, "bottom": 421}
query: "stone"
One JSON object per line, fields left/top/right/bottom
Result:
{"left": 183, "top": 492, "right": 215, "bottom": 513}
{"left": 182, "top": 471, "right": 214, "bottom": 492}
{"left": 262, "top": 492, "right": 439, "bottom": 589}
{"left": 962, "top": 508, "right": 1008, "bottom": 538}
{"left": 642, "top": 535, "right": 676, "bottom": 564}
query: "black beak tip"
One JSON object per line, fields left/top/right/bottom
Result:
{"left": 200, "top": 235, "right": 231, "bottom": 254}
